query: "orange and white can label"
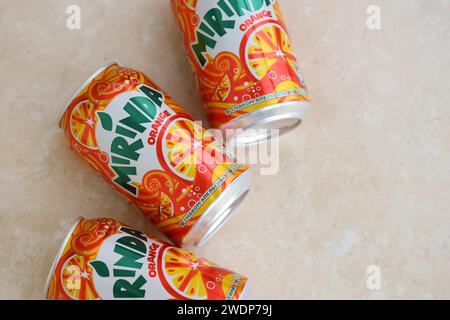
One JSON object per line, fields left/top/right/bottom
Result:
{"left": 45, "top": 218, "right": 249, "bottom": 300}
{"left": 172, "top": 0, "right": 311, "bottom": 128}
{"left": 60, "top": 63, "right": 249, "bottom": 246}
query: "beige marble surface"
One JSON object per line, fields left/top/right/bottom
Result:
{"left": 0, "top": 0, "right": 449, "bottom": 299}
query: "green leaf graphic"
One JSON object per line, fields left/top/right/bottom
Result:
{"left": 89, "top": 260, "right": 110, "bottom": 278}
{"left": 97, "top": 112, "right": 113, "bottom": 132}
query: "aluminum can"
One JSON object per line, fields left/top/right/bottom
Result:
{"left": 45, "top": 217, "right": 250, "bottom": 300}
{"left": 172, "top": 0, "right": 312, "bottom": 145}
{"left": 60, "top": 62, "right": 251, "bottom": 247}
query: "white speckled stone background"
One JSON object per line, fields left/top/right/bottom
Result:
{"left": 0, "top": 0, "right": 449, "bottom": 299}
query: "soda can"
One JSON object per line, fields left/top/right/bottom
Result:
{"left": 172, "top": 0, "right": 312, "bottom": 145}
{"left": 45, "top": 217, "right": 250, "bottom": 300}
{"left": 59, "top": 62, "right": 251, "bottom": 247}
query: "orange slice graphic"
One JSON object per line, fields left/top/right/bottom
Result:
{"left": 161, "top": 247, "right": 212, "bottom": 299}
{"left": 70, "top": 100, "right": 99, "bottom": 150}
{"left": 245, "top": 23, "right": 297, "bottom": 80}
{"left": 61, "top": 255, "right": 98, "bottom": 300}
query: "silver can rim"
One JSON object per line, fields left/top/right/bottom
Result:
{"left": 181, "top": 167, "right": 252, "bottom": 247}
{"left": 220, "top": 100, "right": 313, "bottom": 146}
